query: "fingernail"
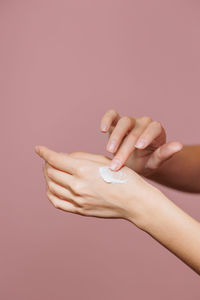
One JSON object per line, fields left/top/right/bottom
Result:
{"left": 110, "top": 158, "right": 121, "bottom": 171}
{"left": 135, "top": 138, "right": 146, "bottom": 149}
{"left": 101, "top": 124, "right": 108, "bottom": 132}
{"left": 172, "top": 143, "right": 183, "bottom": 151}
{"left": 107, "top": 140, "right": 117, "bottom": 152}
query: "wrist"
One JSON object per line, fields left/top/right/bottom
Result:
{"left": 126, "top": 185, "right": 170, "bottom": 231}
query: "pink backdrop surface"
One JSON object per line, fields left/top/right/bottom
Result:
{"left": 1, "top": 0, "right": 200, "bottom": 299}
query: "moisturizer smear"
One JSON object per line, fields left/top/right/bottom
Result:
{"left": 99, "top": 166, "right": 128, "bottom": 184}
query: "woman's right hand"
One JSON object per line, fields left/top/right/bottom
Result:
{"left": 100, "top": 109, "right": 183, "bottom": 177}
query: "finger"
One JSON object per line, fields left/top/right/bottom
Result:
{"left": 46, "top": 178, "right": 82, "bottom": 207}
{"left": 68, "top": 152, "right": 111, "bottom": 164}
{"left": 100, "top": 109, "right": 120, "bottom": 132}
{"left": 43, "top": 162, "right": 50, "bottom": 188}
{"left": 44, "top": 163, "right": 79, "bottom": 204}
{"left": 35, "top": 145, "right": 79, "bottom": 174}
{"left": 109, "top": 135, "right": 136, "bottom": 171}
{"left": 135, "top": 121, "right": 164, "bottom": 149}
{"left": 45, "top": 164, "right": 76, "bottom": 191}
{"left": 46, "top": 190, "right": 80, "bottom": 214}
{"left": 108, "top": 124, "right": 115, "bottom": 136}
{"left": 106, "top": 116, "right": 135, "bottom": 153}
{"left": 146, "top": 141, "right": 183, "bottom": 170}
{"left": 109, "top": 118, "right": 151, "bottom": 170}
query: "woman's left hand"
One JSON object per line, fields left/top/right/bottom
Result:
{"left": 35, "top": 145, "right": 163, "bottom": 229}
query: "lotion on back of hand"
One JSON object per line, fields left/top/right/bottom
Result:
{"left": 99, "top": 166, "right": 128, "bottom": 184}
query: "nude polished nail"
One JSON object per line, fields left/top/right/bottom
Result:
{"left": 109, "top": 159, "right": 121, "bottom": 171}
{"left": 135, "top": 138, "right": 146, "bottom": 149}
{"left": 101, "top": 124, "right": 108, "bottom": 131}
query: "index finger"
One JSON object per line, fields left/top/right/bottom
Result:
{"left": 35, "top": 145, "right": 79, "bottom": 174}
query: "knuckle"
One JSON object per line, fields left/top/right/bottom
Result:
{"left": 121, "top": 115, "right": 132, "bottom": 124}
{"left": 152, "top": 120, "right": 162, "bottom": 130}
{"left": 46, "top": 189, "right": 53, "bottom": 201}
{"left": 68, "top": 151, "right": 83, "bottom": 158}
{"left": 108, "top": 109, "right": 117, "bottom": 115}
{"left": 46, "top": 192, "right": 59, "bottom": 209}
{"left": 46, "top": 166, "right": 53, "bottom": 177}
{"left": 142, "top": 116, "right": 152, "bottom": 123}
{"left": 77, "top": 164, "right": 87, "bottom": 176}
{"left": 52, "top": 200, "right": 59, "bottom": 209}
{"left": 48, "top": 181, "right": 54, "bottom": 192}
{"left": 149, "top": 164, "right": 157, "bottom": 170}
{"left": 75, "top": 206, "right": 85, "bottom": 216}
{"left": 72, "top": 181, "right": 85, "bottom": 194}
{"left": 77, "top": 197, "right": 89, "bottom": 207}
{"left": 129, "top": 130, "right": 139, "bottom": 140}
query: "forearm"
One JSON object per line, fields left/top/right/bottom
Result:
{"left": 128, "top": 190, "right": 200, "bottom": 275}
{"left": 147, "top": 145, "right": 200, "bottom": 193}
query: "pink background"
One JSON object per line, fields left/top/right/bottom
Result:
{"left": 1, "top": 0, "right": 200, "bottom": 299}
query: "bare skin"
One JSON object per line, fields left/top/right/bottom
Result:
{"left": 146, "top": 145, "right": 200, "bottom": 193}
{"left": 100, "top": 109, "right": 200, "bottom": 192}
{"left": 35, "top": 146, "right": 200, "bottom": 275}
{"left": 100, "top": 109, "right": 183, "bottom": 176}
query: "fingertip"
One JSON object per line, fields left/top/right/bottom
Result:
{"left": 35, "top": 145, "right": 39, "bottom": 152}
{"left": 176, "top": 141, "right": 183, "bottom": 149}
{"left": 135, "top": 138, "right": 147, "bottom": 149}
{"left": 109, "top": 158, "right": 122, "bottom": 171}
{"left": 170, "top": 142, "right": 183, "bottom": 152}
{"left": 100, "top": 124, "right": 109, "bottom": 132}
{"left": 35, "top": 145, "right": 42, "bottom": 154}
{"left": 158, "top": 142, "right": 183, "bottom": 162}
{"left": 35, "top": 145, "right": 49, "bottom": 158}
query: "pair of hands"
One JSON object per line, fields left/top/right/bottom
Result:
{"left": 35, "top": 110, "right": 183, "bottom": 228}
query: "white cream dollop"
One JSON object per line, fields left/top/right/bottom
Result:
{"left": 99, "top": 166, "right": 128, "bottom": 184}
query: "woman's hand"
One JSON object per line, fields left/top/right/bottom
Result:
{"left": 35, "top": 145, "right": 162, "bottom": 229}
{"left": 35, "top": 146, "right": 200, "bottom": 274}
{"left": 100, "top": 109, "right": 183, "bottom": 176}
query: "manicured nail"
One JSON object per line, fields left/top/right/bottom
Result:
{"left": 135, "top": 138, "right": 146, "bottom": 149}
{"left": 172, "top": 143, "right": 183, "bottom": 151}
{"left": 107, "top": 140, "right": 117, "bottom": 152}
{"left": 101, "top": 124, "right": 108, "bottom": 132}
{"left": 109, "top": 159, "right": 121, "bottom": 171}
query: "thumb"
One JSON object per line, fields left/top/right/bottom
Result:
{"left": 145, "top": 141, "right": 183, "bottom": 170}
